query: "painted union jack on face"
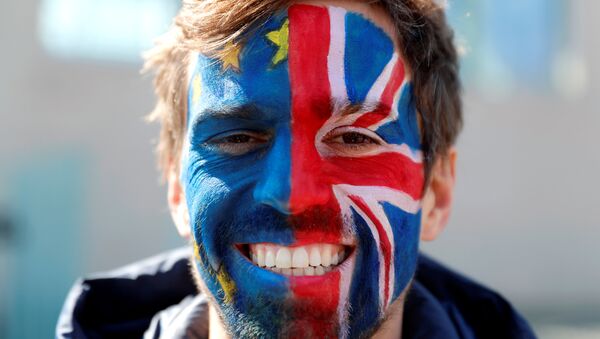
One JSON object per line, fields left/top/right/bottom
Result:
{"left": 182, "top": 4, "right": 424, "bottom": 338}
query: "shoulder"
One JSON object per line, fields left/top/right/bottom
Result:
{"left": 56, "top": 249, "right": 537, "bottom": 339}
{"left": 56, "top": 247, "right": 197, "bottom": 338}
{"left": 404, "top": 254, "right": 537, "bottom": 339}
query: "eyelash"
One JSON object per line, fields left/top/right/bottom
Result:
{"left": 206, "top": 131, "right": 269, "bottom": 155}
{"left": 204, "top": 127, "right": 382, "bottom": 156}
{"left": 323, "top": 127, "right": 383, "bottom": 147}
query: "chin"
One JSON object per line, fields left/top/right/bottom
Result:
{"left": 189, "top": 209, "right": 420, "bottom": 338}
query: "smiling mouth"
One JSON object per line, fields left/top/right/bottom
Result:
{"left": 237, "top": 243, "right": 352, "bottom": 277}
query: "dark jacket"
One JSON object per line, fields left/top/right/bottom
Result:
{"left": 56, "top": 247, "right": 537, "bottom": 338}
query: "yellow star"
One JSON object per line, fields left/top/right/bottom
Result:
{"left": 220, "top": 40, "right": 242, "bottom": 71}
{"left": 217, "top": 268, "right": 236, "bottom": 304}
{"left": 266, "top": 19, "right": 289, "bottom": 66}
{"left": 191, "top": 74, "right": 202, "bottom": 105}
{"left": 193, "top": 242, "right": 202, "bottom": 262}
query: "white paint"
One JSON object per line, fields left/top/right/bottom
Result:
{"left": 365, "top": 53, "right": 399, "bottom": 103}
{"left": 337, "top": 253, "right": 355, "bottom": 339}
{"left": 327, "top": 6, "right": 348, "bottom": 105}
{"left": 333, "top": 184, "right": 421, "bottom": 313}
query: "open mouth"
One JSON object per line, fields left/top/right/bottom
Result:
{"left": 237, "top": 243, "right": 353, "bottom": 277}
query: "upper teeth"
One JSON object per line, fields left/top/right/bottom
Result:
{"left": 249, "top": 243, "right": 347, "bottom": 276}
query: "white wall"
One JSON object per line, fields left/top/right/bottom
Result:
{"left": 423, "top": 0, "right": 600, "bottom": 326}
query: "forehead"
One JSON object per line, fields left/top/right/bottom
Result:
{"left": 188, "top": 4, "right": 404, "bottom": 123}
{"left": 298, "top": 0, "right": 400, "bottom": 42}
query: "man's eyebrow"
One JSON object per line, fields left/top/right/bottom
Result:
{"left": 331, "top": 98, "right": 382, "bottom": 116}
{"left": 190, "top": 104, "right": 261, "bottom": 127}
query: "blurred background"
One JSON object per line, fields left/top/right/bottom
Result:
{"left": 0, "top": 0, "right": 598, "bottom": 338}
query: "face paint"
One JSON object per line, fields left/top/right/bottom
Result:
{"left": 183, "top": 4, "right": 424, "bottom": 338}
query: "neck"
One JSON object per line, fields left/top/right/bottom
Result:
{"left": 207, "top": 301, "right": 404, "bottom": 339}
{"left": 208, "top": 305, "right": 230, "bottom": 339}
{"left": 371, "top": 299, "right": 405, "bottom": 339}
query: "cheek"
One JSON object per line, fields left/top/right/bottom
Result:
{"left": 319, "top": 148, "right": 424, "bottom": 202}
{"left": 329, "top": 153, "right": 423, "bottom": 318}
{"left": 186, "top": 176, "right": 230, "bottom": 268}
{"left": 386, "top": 205, "right": 421, "bottom": 300}
{"left": 343, "top": 200, "right": 420, "bottom": 334}
{"left": 182, "top": 149, "right": 253, "bottom": 226}
{"left": 183, "top": 160, "right": 247, "bottom": 305}
{"left": 182, "top": 153, "right": 236, "bottom": 263}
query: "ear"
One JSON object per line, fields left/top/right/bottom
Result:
{"left": 420, "top": 147, "right": 457, "bottom": 241}
{"left": 167, "top": 163, "right": 191, "bottom": 240}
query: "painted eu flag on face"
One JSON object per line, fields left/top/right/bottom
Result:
{"left": 182, "top": 4, "right": 424, "bottom": 338}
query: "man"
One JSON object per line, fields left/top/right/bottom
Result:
{"left": 58, "top": 0, "right": 536, "bottom": 338}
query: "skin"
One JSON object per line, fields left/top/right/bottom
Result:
{"left": 168, "top": 1, "right": 457, "bottom": 338}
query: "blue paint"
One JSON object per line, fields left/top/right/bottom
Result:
{"left": 382, "top": 202, "right": 421, "bottom": 301}
{"left": 182, "top": 6, "right": 423, "bottom": 337}
{"left": 187, "top": 14, "right": 291, "bottom": 128}
{"left": 344, "top": 12, "right": 394, "bottom": 104}
{"left": 376, "top": 84, "right": 421, "bottom": 150}
{"left": 345, "top": 204, "right": 420, "bottom": 338}
{"left": 347, "top": 208, "right": 382, "bottom": 337}
{"left": 227, "top": 251, "right": 290, "bottom": 337}
{"left": 252, "top": 124, "right": 292, "bottom": 214}
{"left": 183, "top": 13, "right": 294, "bottom": 337}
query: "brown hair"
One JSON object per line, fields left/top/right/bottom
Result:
{"left": 144, "top": 0, "right": 462, "bottom": 182}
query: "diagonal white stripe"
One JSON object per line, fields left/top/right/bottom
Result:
{"left": 333, "top": 184, "right": 421, "bottom": 312}
{"left": 366, "top": 201, "right": 396, "bottom": 308}
{"left": 367, "top": 80, "right": 407, "bottom": 130}
{"left": 365, "top": 53, "right": 399, "bottom": 103}
{"left": 334, "top": 185, "right": 421, "bottom": 216}
{"left": 334, "top": 187, "right": 386, "bottom": 314}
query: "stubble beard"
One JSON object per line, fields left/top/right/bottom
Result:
{"left": 189, "top": 254, "right": 411, "bottom": 339}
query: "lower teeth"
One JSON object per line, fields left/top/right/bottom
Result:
{"left": 266, "top": 265, "right": 333, "bottom": 276}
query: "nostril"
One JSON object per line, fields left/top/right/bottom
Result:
{"left": 260, "top": 197, "right": 292, "bottom": 215}
{"left": 253, "top": 180, "right": 292, "bottom": 215}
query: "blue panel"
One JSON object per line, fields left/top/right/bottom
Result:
{"left": 347, "top": 208, "right": 381, "bottom": 336}
{"left": 376, "top": 84, "right": 420, "bottom": 150}
{"left": 381, "top": 203, "right": 420, "bottom": 300}
{"left": 344, "top": 12, "right": 394, "bottom": 104}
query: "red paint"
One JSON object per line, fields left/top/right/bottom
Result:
{"left": 289, "top": 4, "right": 337, "bottom": 215}
{"left": 293, "top": 230, "right": 350, "bottom": 246}
{"left": 326, "top": 153, "right": 423, "bottom": 199}
{"left": 379, "top": 58, "right": 406, "bottom": 109}
{"left": 353, "top": 58, "right": 405, "bottom": 128}
{"left": 288, "top": 5, "right": 342, "bottom": 336}
{"left": 291, "top": 272, "right": 340, "bottom": 303}
{"left": 287, "top": 5, "right": 422, "bottom": 335}
{"left": 289, "top": 272, "right": 341, "bottom": 337}
{"left": 352, "top": 107, "right": 390, "bottom": 128}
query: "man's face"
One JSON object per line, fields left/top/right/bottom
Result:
{"left": 181, "top": 3, "right": 424, "bottom": 337}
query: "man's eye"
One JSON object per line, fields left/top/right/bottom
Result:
{"left": 321, "top": 127, "right": 385, "bottom": 156}
{"left": 222, "top": 134, "right": 253, "bottom": 144}
{"left": 324, "top": 127, "right": 383, "bottom": 146}
{"left": 339, "top": 132, "right": 378, "bottom": 144}
{"left": 206, "top": 132, "right": 269, "bottom": 155}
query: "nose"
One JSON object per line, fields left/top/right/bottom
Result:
{"left": 252, "top": 128, "right": 292, "bottom": 214}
